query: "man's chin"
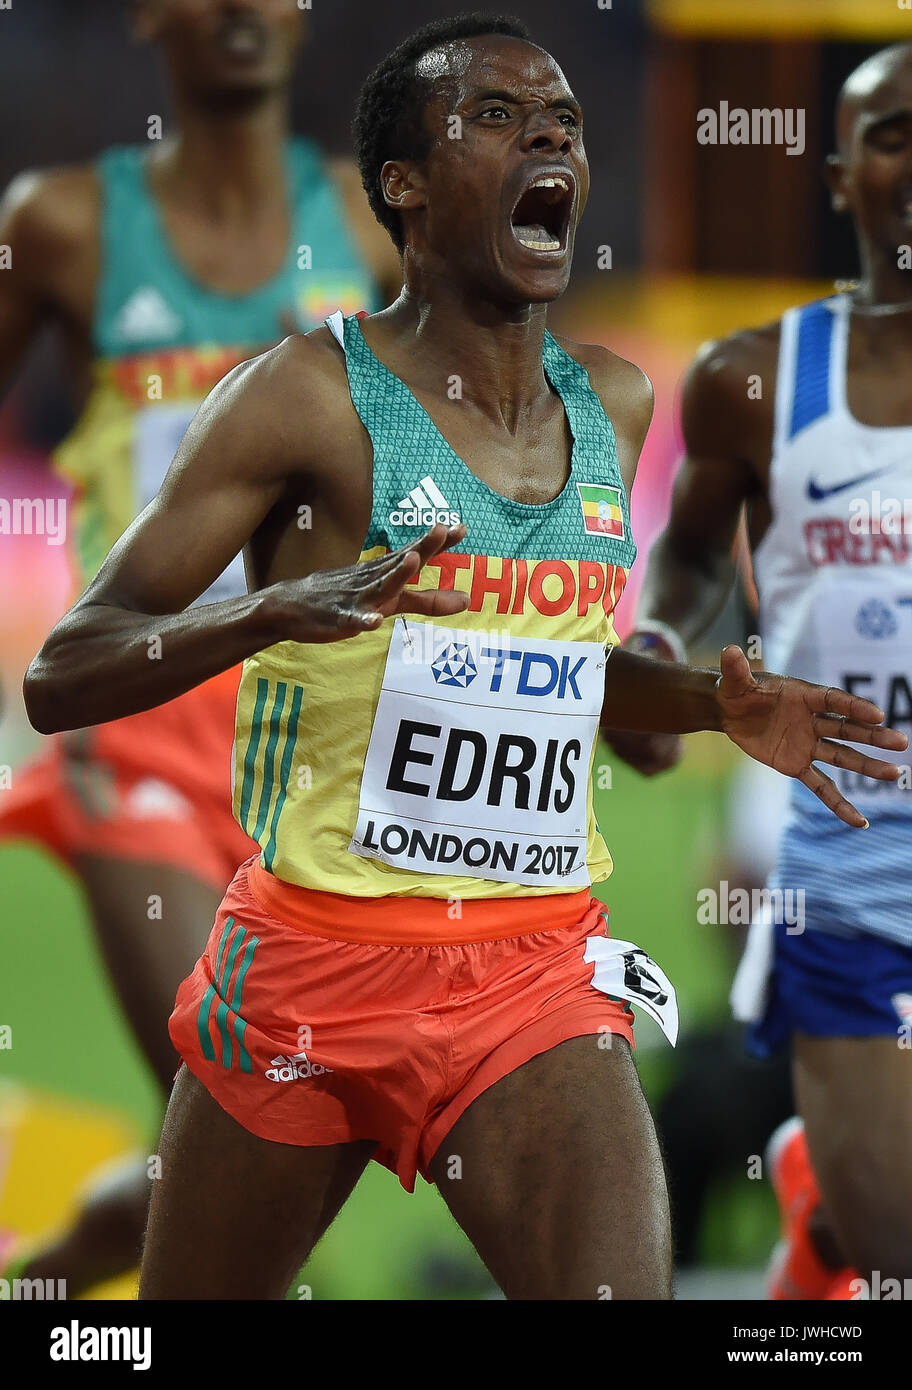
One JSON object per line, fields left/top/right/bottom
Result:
{"left": 194, "top": 70, "right": 288, "bottom": 110}
{"left": 417, "top": 245, "right": 572, "bottom": 307}
{"left": 497, "top": 265, "right": 572, "bottom": 306}
{"left": 494, "top": 237, "right": 574, "bottom": 304}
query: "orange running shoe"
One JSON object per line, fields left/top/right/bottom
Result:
{"left": 827, "top": 1268, "right": 864, "bottom": 1300}
{"left": 765, "top": 1116, "right": 852, "bottom": 1300}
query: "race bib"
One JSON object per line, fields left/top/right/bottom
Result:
{"left": 786, "top": 572, "right": 912, "bottom": 806}
{"left": 349, "top": 619, "right": 605, "bottom": 886}
{"left": 135, "top": 404, "right": 247, "bottom": 604}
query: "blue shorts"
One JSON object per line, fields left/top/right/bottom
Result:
{"left": 748, "top": 922, "right": 912, "bottom": 1059}
{"left": 772, "top": 801, "right": 912, "bottom": 946}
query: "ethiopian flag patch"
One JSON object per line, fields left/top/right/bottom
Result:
{"left": 576, "top": 482, "right": 626, "bottom": 538}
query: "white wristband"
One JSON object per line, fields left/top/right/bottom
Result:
{"left": 625, "top": 620, "right": 688, "bottom": 664}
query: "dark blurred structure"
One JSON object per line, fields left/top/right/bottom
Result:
{"left": 0, "top": 0, "right": 648, "bottom": 283}
{"left": 2, "top": 3, "right": 906, "bottom": 325}
{"left": 643, "top": 34, "right": 879, "bottom": 279}
{"left": 0, "top": 0, "right": 650, "bottom": 448}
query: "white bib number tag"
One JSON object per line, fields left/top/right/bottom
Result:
{"left": 135, "top": 404, "right": 247, "bottom": 604}
{"left": 584, "top": 935, "right": 679, "bottom": 1045}
{"left": 349, "top": 619, "right": 605, "bottom": 887}
{"left": 788, "top": 573, "right": 912, "bottom": 805}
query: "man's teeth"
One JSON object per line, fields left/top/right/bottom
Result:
{"left": 513, "top": 177, "right": 570, "bottom": 248}
{"left": 223, "top": 25, "right": 262, "bottom": 53}
{"left": 530, "top": 176, "right": 570, "bottom": 192}
{"left": 515, "top": 223, "right": 561, "bottom": 251}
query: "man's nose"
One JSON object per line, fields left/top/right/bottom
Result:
{"left": 521, "top": 111, "right": 573, "bottom": 157}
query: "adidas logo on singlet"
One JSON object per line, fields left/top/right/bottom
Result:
{"left": 113, "top": 287, "right": 183, "bottom": 344}
{"left": 388, "top": 475, "right": 461, "bottom": 528}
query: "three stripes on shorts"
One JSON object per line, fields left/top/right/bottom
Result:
{"left": 196, "top": 916, "right": 260, "bottom": 1072}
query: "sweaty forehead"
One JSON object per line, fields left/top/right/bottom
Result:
{"left": 838, "top": 48, "right": 912, "bottom": 148}
{"left": 417, "top": 36, "right": 571, "bottom": 104}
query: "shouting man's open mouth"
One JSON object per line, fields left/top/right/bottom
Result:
{"left": 510, "top": 170, "right": 575, "bottom": 254}
{"left": 216, "top": 13, "right": 270, "bottom": 63}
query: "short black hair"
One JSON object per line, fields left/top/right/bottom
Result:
{"left": 353, "top": 13, "right": 533, "bottom": 251}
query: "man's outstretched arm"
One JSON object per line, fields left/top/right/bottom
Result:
{"left": 579, "top": 345, "right": 905, "bottom": 826}
{"left": 24, "top": 338, "right": 468, "bottom": 734}
{"left": 601, "top": 642, "right": 907, "bottom": 829}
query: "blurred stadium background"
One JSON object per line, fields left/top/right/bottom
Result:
{"left": 0, "top": 0, "right": 907, "bottom": 1299}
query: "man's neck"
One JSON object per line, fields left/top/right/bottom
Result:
{"left": 854, "top": 242, "right": 912, "bottom": 312}
{"left": 154, "top": 90, "right": 289, "bottom": 217}
{"left": 386, "top": 273, "right": 554, "bottom": 431}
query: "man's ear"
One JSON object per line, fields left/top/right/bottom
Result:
{"left": 825, "top": 153, "right": 850, "bottom": 214}
{"left": 380, "top": 160, "right": 427, "bottom": 217}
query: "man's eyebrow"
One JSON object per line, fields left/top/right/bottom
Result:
{"left": 861, "top": 107, "right": 912, "bottom": 134}
{"left": 466, "top": 87, "right": 582, "bottom": 115}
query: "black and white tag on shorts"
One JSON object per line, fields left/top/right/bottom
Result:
{"left": 584, "top": 935, "right": 679, "bottom": 1045}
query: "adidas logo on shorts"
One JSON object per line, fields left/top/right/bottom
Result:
{"left": 388, "top": 475, "right": 461, "bottom": 528}
{"left": 264, "top": 1049, "right": 332, "bottom": 1082}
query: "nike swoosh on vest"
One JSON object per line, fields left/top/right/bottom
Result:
{"left": 806, "top": 468, "right": 893, "bottom": 501}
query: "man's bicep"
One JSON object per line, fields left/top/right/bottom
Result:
{"left": 670, "top": 346, "right": 761, "bottom": 561}
{"left": 0, "top": 177, "right": 51, "bottom": 384}
{"left": 664, "top": 449, "right": 753, "bottom": 564}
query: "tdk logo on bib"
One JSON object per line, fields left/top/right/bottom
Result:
{"left": 431, "top": 643, "right": 587, "bottom": 700}
{"left": 432, "top": 644, "right": 477, "bottom": 688}
{"left": 482, "top": 647, "right": 587, "bottom": 700}
{"left": 350, "top": 620, "right": 605, "bottom": 888}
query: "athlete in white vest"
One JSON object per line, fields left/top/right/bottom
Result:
{"left": 603, "top": 44, "right": 912, "bottom": 1295}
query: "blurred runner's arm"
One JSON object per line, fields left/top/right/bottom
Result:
{"left": 0, "top": 167, "right": 98, "bottom": 389}
{"left": 636, "top": 337, "right": 767, "bottom": 646}
{"left": 603, "top": 332, "right": 773, "bottom": 772}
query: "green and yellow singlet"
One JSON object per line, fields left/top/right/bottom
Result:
{"left": 233, "top": 312, "right": 636, "bottom": 901}
{"left": 55, "top": 142, "right": 379, "bottom": 598}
